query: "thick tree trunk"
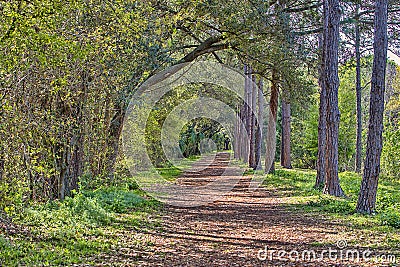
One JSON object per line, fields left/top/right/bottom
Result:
{"left": 315, "top": 30, "right": 327, "bottom": 189}
{"left": 280, "top": 100, "right": 292, "bottom": 169}
{"left": 355, "top": 8, "right": 363, "bottom": 173}
{"left": 357, "top": 0, "right": 388, "bottom": 214}
{"left": 323, "top": 0, "right": 345, "bottom": 197}
{"left": 265, "top": 69, "right": 279, "bottom": 174}
{"left": 249, "top": 73, "right": 257, "bottom": 169}
{"left": 255, "top": 79, "right": 264, "bottom": 170}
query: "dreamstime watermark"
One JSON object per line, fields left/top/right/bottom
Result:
{"left": 121, "top": 60, "right": 269, "bottom": 207}
{"left": 257, "top": 240, "right": 398, "bottom": 264}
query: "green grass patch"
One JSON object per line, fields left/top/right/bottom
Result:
{"left": 156, "top": 155, "right": 200, "bottom": 181}
{"left": 1, "top": 186, "right": 160, "bottom": 266}
{"left": 262, "top": 167, "right": 400, "bottom": 248}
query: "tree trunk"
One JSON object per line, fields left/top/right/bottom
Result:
{"left": 54, "top": 142, "right": 69, "bottom": 200}
{"left": 68, "top": 71, "right": 87, "bottom": 192}
{"left": 280, "top": 100, "right": 292, "bottom": 169}
{"left": 315, "top": 31, "right": 327, "bottom": 189}
{"left": 357, "top": 0, "right": 388, "bottom": 214}
{"left": 239, "top": 101, "right": 247, "bottom": 161}
{"left": 255, "top": 79, "right": 264, "bottom": 170}
{"left": 242, "top": 65, "right": 250, "bottom": 163}
{"left": 69, "top": 133, "right": 83, "bottom": 192}
{"left": 106, "top": 105, "right": 126, "bottom": 182}
{"left": 323, "top": 0, "right": 345, "bottom": 197}
{"left": 355, "top": 6, "right": 363, "bottom": 173}
{"left": 249, "top": 73, "right": 257, "bottom": 169}
{"left": 234, "top": 104, "right": 240, "bottom": 159}
{"left": 265, "top": 69, "right": 279, "bottom": 174}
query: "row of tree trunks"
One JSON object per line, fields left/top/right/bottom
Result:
{"left": 234, "top": 66, "right": 293, "bottom": 173}
{"left": 357, "top": 0, "right": 388, "bottom": 214}
{"left": 234, "top": 66, "right": 266, "bottom": 170}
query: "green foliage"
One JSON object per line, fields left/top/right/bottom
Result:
{"left": 291, "top": 93, "right": 319, "bottom": 169}
{"left": 307, "top": 196, "right": 355, "bottom": 214}
{"left": 382, "top": 66, "right": 400, "bottom": 179}
{"left": 84, "top": 188, "right": 146, "bottom": 213}
{"left": 379, "top": 210, "right": 400, "bottom": 228}
{"left": 1, "top": 187, "right": 159, "bottom": 266}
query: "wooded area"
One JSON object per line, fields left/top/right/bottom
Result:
{"left": 1, "top": 0, "right": 400, "bottom": 266}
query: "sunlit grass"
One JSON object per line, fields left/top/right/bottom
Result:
{"left": 262, "top": 165, "right": 400, "bottom": 249}
{"left": 0, "top": 187, "right": 160, "bottom": 266}
{"left": 156, "top": 155, "right": 201, "bottom": 181}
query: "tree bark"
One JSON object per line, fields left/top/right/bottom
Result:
{"left": 280, "top": 100, "right": 292, "bottom": 169}
{"left": 355, "top": 5, "right": 363, "bottom": 173}
{"left": 106, "top": 105, "right": 126, "bottom": 181}
{"left": 246, "top": 66, "right": 252, "bottom": 165}
{"left": 234, "top": 104, "right": 240, "bottom": 159}
{"left": 265, "top": 69, "right": 279, "bottom": 174}
{"left": 249, "top": 73, "right": 257, "bottom": 169}
{"left": 315, "top": 31, "right": 327, "bottom": 189}
{"left": 323, "top": 0, "right": 345, "bottom": 197}
{"left": 255, "top": 79, "right": 264, "bottom": 170}
{"left": 357, "top": 0, "right": 388, "bottom": 214}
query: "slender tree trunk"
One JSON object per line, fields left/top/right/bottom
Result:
{"left": 323, "top": 0, "right": 345, "bottom": 197}
{"left": 255, "top": 79, "right": 264, "bottom": 170}
{"left": 240, "top": 101, "right": 247, "bottom": 161}
{"left": 242, "top": 65, "right": 250, "bottom": 163}
{"left": 54, "top": 142, "right": 69, "bottom": 200}
{"left": 69, "top": 133, "right": 83, "bottom": 192}
{"left": 265, "top": 69, "right": 279, "bottom": 174}
{"left": 106, "top": 105, "right": 126, "bottom": 181}
{"left": 242, "top": 65, "right": 247, "bottom": 162}
{"left": 249, "top": 73, "right": 257, "bottom": 169}
{"left": 69, "top": 71, "right": 87, "bottom": 192}
{"left": 357, "top": 0, "right": 388, "bottom": 214}
{"left": 234, "top": 104, "right": 240, "bottom": 159}
{"left": 280, "top": 100, "right": 292, "bottom": 169}
{"left": 355, "top": 6, "right": 363, "bottom": 173}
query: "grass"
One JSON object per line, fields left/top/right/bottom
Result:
{"left": 0, "top": 186, "right": 161, "bottom": 266}
{"left": 156, "top": 155, "right": 201, "bottom": 181}
{"left": 263, "top": 166, "right": 400, "bottom": 250}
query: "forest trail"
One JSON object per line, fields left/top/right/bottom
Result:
{"left": 94, "top": 152, "right": 376, "bottom": 267}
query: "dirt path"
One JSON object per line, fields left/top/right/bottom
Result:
{"left": 97, "top": 152, "right": 383, "bottom": 266}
